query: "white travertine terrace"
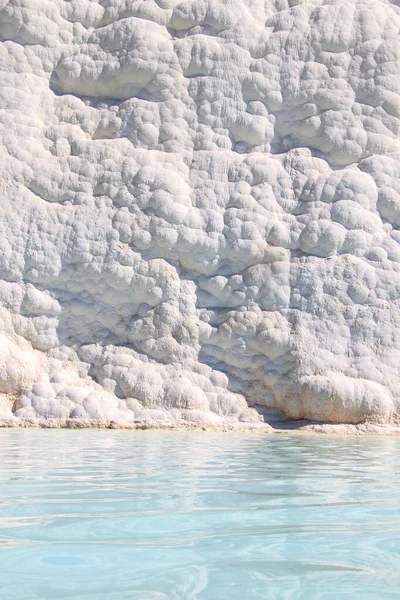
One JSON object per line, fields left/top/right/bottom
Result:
{"left": 1, "top": 0, "right": 400, "bottom": 427}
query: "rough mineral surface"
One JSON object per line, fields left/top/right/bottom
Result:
{"left": 1, "top": 0, "right": 400, "bottom": 427}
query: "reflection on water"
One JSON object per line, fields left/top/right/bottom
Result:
{"left": 0, "top": 430, "right": 399, "bottom": 599}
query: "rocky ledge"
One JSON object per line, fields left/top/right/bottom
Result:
{"left": 1, "top": 0, "right": 400, "bottom": 427}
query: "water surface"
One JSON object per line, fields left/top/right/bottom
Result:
{"left": 0, "top": 430, "right": 399, "bottom": 599}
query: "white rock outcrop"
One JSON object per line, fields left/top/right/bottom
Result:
{"left": 0, "top": 0, "right": 400, "bottom": 426}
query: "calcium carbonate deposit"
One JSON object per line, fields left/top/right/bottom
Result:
{"left": 1, "top": 0, "right": 400, "bottom": 427}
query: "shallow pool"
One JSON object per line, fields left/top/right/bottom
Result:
{"left": 0, "top": 430, "right": 399, "bottom": 599}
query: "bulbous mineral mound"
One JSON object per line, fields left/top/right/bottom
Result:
{"left": 1, "top": 0, "right": 400, "bottom": 428}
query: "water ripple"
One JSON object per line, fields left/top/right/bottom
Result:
{"left": 0, "top": 431, "right": 399, "bottom": 599}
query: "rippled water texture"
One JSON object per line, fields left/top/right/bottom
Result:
{"left": 0, "top": 431, "right": 400, "bottom": 599}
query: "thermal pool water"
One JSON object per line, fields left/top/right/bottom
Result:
{"left": 0, "top": 430, "right": 399, "bottom": 599}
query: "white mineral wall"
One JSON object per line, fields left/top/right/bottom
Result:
{"left": 0, "top": 0, "right": 400, "bottom": 425}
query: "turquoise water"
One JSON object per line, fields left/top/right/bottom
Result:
{"left": 0, "top": 431, "right": 400, "bottom": 599}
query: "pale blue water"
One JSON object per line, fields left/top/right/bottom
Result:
{"left": 0, "top": 431, "right": 399, "bottom": 599}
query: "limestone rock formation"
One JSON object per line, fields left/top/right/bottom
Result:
{"left": 1, "top": 0, "right": 400, "bottom": 426}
